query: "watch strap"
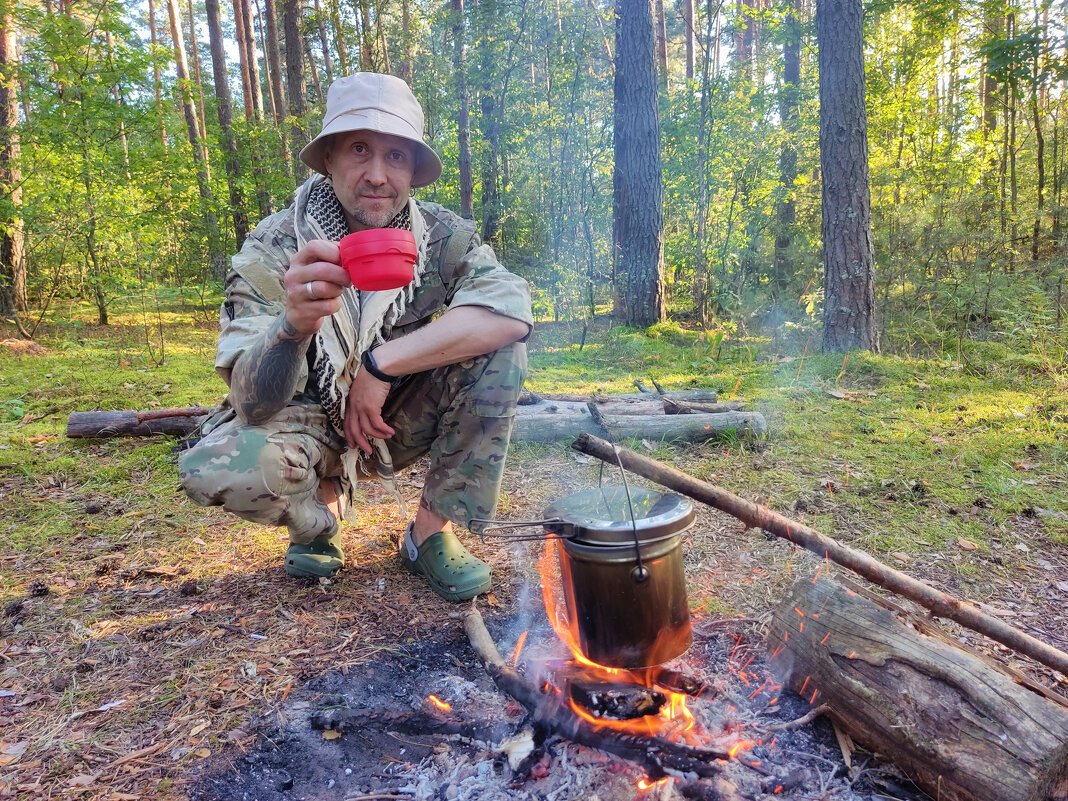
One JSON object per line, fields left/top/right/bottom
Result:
{"left": 361, "top": 348, "right": 402, "bottom": 385}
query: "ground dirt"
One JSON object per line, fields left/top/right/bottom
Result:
{"left": 2, "top": 444, "right": 1067, "bottom": 800}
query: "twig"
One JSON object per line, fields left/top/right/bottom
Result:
{"left": 761, "top": 704, "right": 831, "bottom": 733}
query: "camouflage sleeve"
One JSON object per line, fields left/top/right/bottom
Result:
{"left": 440, "top": 232, "right": 534, "bottom": 333}
{"left": 213, "top": 210, "right": 309, "bottom": 393}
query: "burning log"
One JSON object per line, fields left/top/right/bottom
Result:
{"left": 571, "top": 433, "right": 1068, "bottom": 680}
{"left": 769, "top": 577, "right": 1068, "bottom": 801}
{"left": 459, "top": 604, "right": 746, "bottom": 791}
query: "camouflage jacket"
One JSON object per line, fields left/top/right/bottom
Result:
{"left": 213, "top": 194, "right": 533, "bottom": 395}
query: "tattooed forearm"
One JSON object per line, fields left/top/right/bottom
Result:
{"left": 232, "top": 315, "right": 312, "bottom": 425}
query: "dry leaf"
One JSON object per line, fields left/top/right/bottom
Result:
{"left": 1014, "top": 459, "right": 1038, "bottom": 471}
{"left": 321, "top": 729, "right": 342, "bottom": 741}
{"left": 485, "top": 592, "right": 501, "bottom": 608}
{"left": 0, "top": 741, "right": 29, "bottom": 767}
{"left": 189, "top": 722, "right": 209, "bottom": 737}
{"left": 69, "top": 774, "right": 98, "bottom": 787}
{"left": 827, "top": 389, "right": 848, "bottom": 399}
{"left": 641, "top": 439, "right": 657, "bottom": 451}
{"left": 194, "top": 748, "right": 211, "bottom": 758}
{"left": 957, "top": 538, "right": 979, "bottom": 551}
{"left": 891, "top": 552, "right": 911, "bottom": 565}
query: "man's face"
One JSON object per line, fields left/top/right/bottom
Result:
{"left": 324, "top": 130, "right": 416, "bottom": 231}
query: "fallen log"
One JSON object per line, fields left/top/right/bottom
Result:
{"left": 519, "top": 397, "right": 746, "bottom": 416}
{"left": 519, "top": 389, "right": 721, "bottom": 404}
{"left": 571, "top": 433, "right": 1068, "bottom": 680}
{"left": 769, "top": 577, "right": 1068, "bottom": 801}
{"left": 460, "top": 604, "right": 743, "bottom": 789}
{"left": 66, "top": 407, "right": 210, "bottom": 438}
{"left": 514, "top": 409, "right": 766, "bottom": 444}
{"left": 64, "top": 397, "right": 766, "bottom": 444}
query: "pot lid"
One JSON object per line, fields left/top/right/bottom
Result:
{"left": 543, "top": 486, "right": 694, "bottom": 545}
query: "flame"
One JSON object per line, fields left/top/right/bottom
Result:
{"left": 510, "top": 631, "right": 528, "bottom": 666}
{"left": 637, "top": 776, "right": 671, "bottom": 791}
{"left": 427, "top": 694, "right": 451, "bottom": 712}
{"left": 536, "top": 542, "right": 695, "bottom": 741}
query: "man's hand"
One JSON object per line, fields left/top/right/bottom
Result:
{"left": 344, "top": 367, "right": 395, "bottom": 453}
{"left": 282, "top": 240, "right": 351, "bottom": 336}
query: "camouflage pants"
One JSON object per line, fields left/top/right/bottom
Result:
{"left": 179, "top": 342, "right": 527, "bottom": 544}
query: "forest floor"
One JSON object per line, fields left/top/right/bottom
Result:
{"left": 1, "top": 291, "right": 1067, "bottom": 800}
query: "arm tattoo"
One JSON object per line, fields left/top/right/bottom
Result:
{"left": 231, "top": 315, "right": 312, "bottom": 425}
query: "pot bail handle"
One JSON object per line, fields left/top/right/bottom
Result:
{"left": 610, "top": 444, "right": 649, "bottom": 583}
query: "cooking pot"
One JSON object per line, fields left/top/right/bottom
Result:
{"left": 543, "top": 486, "right": 695, "bottom": 668}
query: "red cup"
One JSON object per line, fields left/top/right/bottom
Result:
{"left": 338, "top": 228, "right": 418, "bottom": 291}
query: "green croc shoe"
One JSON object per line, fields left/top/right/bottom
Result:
{"left": 399, "top": 524, "right": 491, "bottom": 601}
{"left": 285, "top": 532, "right": 345, "bottom": 578}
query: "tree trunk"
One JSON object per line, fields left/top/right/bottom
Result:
{"left": 816, "top": 0, "right": 876, "bottom": 352}
{"left": 681, "top": 0, "right": 694, "bottom": 80}
{"left": 772, "top": 0, "right": 799, "bottom": 295}
{"left": 232, "top": 0, "right": 256, "bottom": 120}
{"left": 769, "top": 578, "right": 1068, "bottom": 801}
{"left": 239, "top": 0, "right": 265, "bottom": 120}
{"left": 398, "top": 0, "right": 412, "bottom": 81}
{"left": 329, "top": 0, "right": 348, "bottom": 75}
{"left": 358, "top": 0, "right": 373, "bottom": 69}
{"left": 0, "top": 0, "right": 27, "bottom": 318}
{"left": 285, "top": 0, "right": 309, "bottom": 184}
{"left": 167, "top": 0, "right": 227, "bottom": 279}
{"left": 452, "top": 0, "right": 473, "bottom": 219}
{"left": 186, "top": 0, "right": 212, "bottom": 179}
{"left": 148, "top": 0, "right": 169, "bottom": 148}
{"left": 264, "top": 0, "right": 288, "bottom": 123}
{"left": 654, "top": 0, "right": 668, "bottom": 86}
{"left": 312, "top": 0, "right": 334, "bottom": 84}
{"left": 305, "top": 37, "right": 324, "bottom": 103}
{"left": 206, "top": 0, "right": 250, "bottom": 250}
{"left": 613, "top": 0, "right": 665, "bottom": 328}
{"left": 253, "top": 0, "right": 278, "bottom": 121}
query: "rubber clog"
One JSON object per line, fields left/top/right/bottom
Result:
{"left": 399, "top": 527, "right": 491, "bottom": 601}
{"left": 285, "top": 532, "right": 345, "bottom": 578}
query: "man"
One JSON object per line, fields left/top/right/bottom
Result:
{"left": 179, "top": 73, "right": 532, "bottom": 601}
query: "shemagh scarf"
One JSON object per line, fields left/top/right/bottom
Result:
{"left": 292, "top": 174, "right": 431, "bottom": 517}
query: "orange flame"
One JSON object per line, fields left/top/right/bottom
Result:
{"left": 536, "top": 542, "right": 695, "bottom": 741}
{"left": 510, "top": 631, "right": 528, "bottom": 666}
{"left": 427, "top": 694, "right": 451, "bottom": 712}
{"left": 637, "top": 776, "right": 671, "bottom": 791}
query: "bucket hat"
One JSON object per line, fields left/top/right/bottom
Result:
{"left": 299, "top": 72, "right": 443, "bottom": 188}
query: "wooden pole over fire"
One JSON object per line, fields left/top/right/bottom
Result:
{"left": 572, "top": 433, "right": 1068, "bottom": 679}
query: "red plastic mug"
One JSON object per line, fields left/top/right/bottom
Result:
{"left": 338, "top": 228, "right": 418, "bottom": 291}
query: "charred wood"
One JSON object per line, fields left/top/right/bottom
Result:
{"left": 460, "top": 605, "right": 739, "bottom": 784}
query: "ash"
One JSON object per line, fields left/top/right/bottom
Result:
{"left": 189, "top": 616, "right": 930, "bottom": 801}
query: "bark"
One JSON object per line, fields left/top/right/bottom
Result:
{"left": 232, "top": 0, "right": 255, "bottom": 120}
{"left": 514, "top": 409, "right": 766, "bottom": 443}
{"left": 358, "top": 0, "right": 373, "bottom": 69}
{"left": 263, "top": 0, "right": 287, "bottom": 123}
{"left": 284, "top": 0, "right": 309, "bottom": 183}
{"left": 167, "top": 0, "right": 227, "bottom": 279}
{"left": 772, "top": 0, "right": 799, "bottom": 294}
{"left": 613, "top": 0, "right": 665, "bottom": 328}
{"left": 654, "top": 0, "right": 668, "bottom": 86}
{"left": 240, "top": 0, "right": 265, "bottom": 120}
{"left": 329, "top": 0, "right": 348, "bottom": 75}
{"left": 398, "top": 0, "right": 412, "bottom": 81}
{"left": 312, "top": 0, "right": 333, "bottom": 84}
{"left": 305, "top": 38, "right": 323, "bottom": 103}
{"left": 769, "top": 578, "right": 1068, "bottom": 801}
{"left": 148, "top": 0, "right": 169, "bottom": 148}
{"left": 452, "top": 0, "right": 473, "bottom": 219}
{"left": 253, "top": 0, "right": 278, "bottom": 121}
{"left": 186, "top": 0, "right": 212, "bottom": 179}
{"left": 0, "top": 0, "right": 27, "bottom": 317}
{"left": 681, "top": 0, "right": 694, "bottom": 80}
{"left": 692, "top": 0, "right": 720, "bottom": 326}
{"left": 816, "top": 0, "right": 876, "bottom": 352}
{"left": 206, "top": 0, "right": 251, "bottom": 249}
{"left": 67, "top": 408, "right": 212, "bottom": 438}
{"left": 572, "top": 433, "right": 1068, "bottom": 679}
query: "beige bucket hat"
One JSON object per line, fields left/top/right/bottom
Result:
{"left": 299, "top": 72, "right": 443, "bottom": 188}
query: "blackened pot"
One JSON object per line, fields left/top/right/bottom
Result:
{"left": 544, "top": 486, "right": 695, "bottom": 668}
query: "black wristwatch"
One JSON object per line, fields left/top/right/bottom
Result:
{"left": 361, "top": 348, "right": 402, "bottom": 385}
